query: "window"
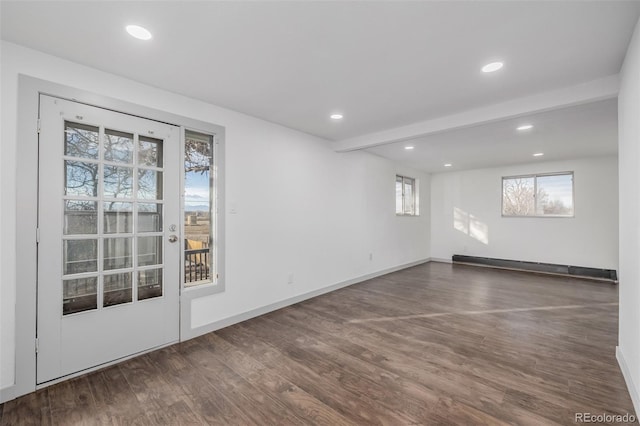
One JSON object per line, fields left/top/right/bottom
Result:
{"left": 396, "top": 175, "right": 419, "bottom": 216}
{"left": 502, "top": 172, "right": 574, "bottom": 217}
{"left": 184, "top": 129, "right": 215, "bottom": 287}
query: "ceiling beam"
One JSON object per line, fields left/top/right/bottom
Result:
{"left": 332, "top": 74, "right": 620, "bottom": 152}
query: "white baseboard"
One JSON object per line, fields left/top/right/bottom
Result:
{"left": 617, "top": 346, "right": 640, "bottom": 422}
{"left": 0, "top": 384, "right": 17, "bottom": 404}
{"left": 187, "top": 258, "right": 431, "bottom": 339}
{"left": 429, "top": 257, "right": 452, "bottom": 264}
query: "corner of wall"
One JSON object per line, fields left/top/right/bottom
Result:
{"left": 617, "top": 346, "right": 640, "bottom": 418}
{"left": 617, "top": 14, "right": 640, "bottom": 418}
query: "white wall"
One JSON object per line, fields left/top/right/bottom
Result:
{"left": 430, "top": 157, "right": 618, "bottom": 270}
{"left": 618, "top": 16, "right": 640, "bottom": 416}
{"left": 0, "top": 41, "right": 430, "bottom": 390}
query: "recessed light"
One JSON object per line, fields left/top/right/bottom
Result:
{"left": 126, "top": 25, "right": 152, "bottom": 41}
{"left": 404, "top": 146, "right": 414, "bottom": 150}
{"left": 533, "top": 153, "right": 544, "bottom": 157}
{"left": 517, "top": 124, "right": 534, "bottom": 131}
{"left": 444, "top": 163, "right": 452, "bottom": 167}
{"left": 482, "top": 62, "right": 504, "bottom": 73}
{"left": 330, "top": 114, "right": 343, "bottom": 120}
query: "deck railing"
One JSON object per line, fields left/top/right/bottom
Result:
{"left": 185, "top": 248, "right": 210, "bottom": 283}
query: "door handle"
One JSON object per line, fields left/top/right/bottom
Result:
{"left": 168, "top": 235, "right": 178, "bottom": 243}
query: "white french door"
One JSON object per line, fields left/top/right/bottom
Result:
{"left": 37, "top": 95, "right": 180, "bottom": 384}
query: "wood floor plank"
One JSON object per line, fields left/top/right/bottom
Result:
{"left": 118, "top": 355, "right": 186, "bottom": 412}
{"left": 87, "top": 365, "right": 146, "bottom": 425}
{"left": 265, "top": 303, "right": 525, "bottom": 423}
{"left": 202, "top": 332, "right": 356, "bottom": 426}
{"left": 1, "top": 262, "right": 635, "bottom": 425}
{"left": 144, "top": 345, "right": 254, "bottom": 426}
{"left": 220, "top": 320, "right": 426, "bottom": 424}
{"left": 159, "top": 342, "right": 302, "bottom": 425}
{"left": 0, "top": 390, "right": 51, "bottom": 426}
{"left": 48, "top": 376, "right": 96, "bottom": 425}
{"left": 144, "top": 399, "right": 205, "bottom": 425}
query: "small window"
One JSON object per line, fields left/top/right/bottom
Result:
{"left": 502, "top": 172, "right": 574, "bottom": 217}
{"left": 184, "top": 129, "right": 215, "bottom": 287}
{"left": 396, "top": 175, "right": 418, "bottom": 216}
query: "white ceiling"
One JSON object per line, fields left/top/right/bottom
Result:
{"left": 365, "top": 99, "right": 618, "bottom": 172}
{"left": 1, "top": 0, "right": 639, "bottom": 145}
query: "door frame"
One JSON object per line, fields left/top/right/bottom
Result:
{"left": 10, "top": 75, "right": 225, "bottom": 401}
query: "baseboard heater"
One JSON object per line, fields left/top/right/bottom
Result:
{"left": 452, "top": 255, "right": 618, "bottom": 283}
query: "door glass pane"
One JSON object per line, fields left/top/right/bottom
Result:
{"left": 57, "top": 112, "right": 171, "bottom": 320}
{"left": 138, "top": 268, "right": 162, "bottom": 300}
{"left": 103, "top": 272, "right": 132, "bottom": 307}
{"left": 65, "top": 122, "right": 99, "bottom": 159}
{"left": 502, "top": 177, "right": 535, "bottom": 216}
{"left": 138, "top": 203, "right": 162, "bottom": 232}
{"left": 104, "top": 129, "right": 134, "bottom": 164}
{"left": 184, "top": 130, "right": 214, "bottom": 286}
{"left": 104, "top": 165, "right": 133, "bottom": 199}
{"left": 63, "top": 277, "right": 97, "bottom": 315}
{"left": 138, "top": 136, "right": 163, "bottom": 167}
{"left": 65, "top": 161, "right": 98, "bottom": 197}
{"left": 103, "top": 237, "right": 132, "bottom": 270}
{"left": 138, "top": 169, "right": 162, "bottom": 200}
{"left": 535, "top": 174, "right": 574, "bottom": 216}
{"left": 138, "top": 236, "right": 162, "bottom": 266}
{"left": 64, "top": 200, "right": 97, "bottom": 235}
{"left": 104, "top": 202, "right": 133, "bottom": 234}
{"left": 64, "top": 239, "right": 98, "bottom": 275}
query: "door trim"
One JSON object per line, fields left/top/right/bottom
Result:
{"left": 9, "top": 75, "right": 225, "bottom": 402}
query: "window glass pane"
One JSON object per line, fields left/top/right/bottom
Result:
{"left": 103, "top": 272, "right": 132, "bottom": 307}
{"left": 64, "top": 239, "right": 98, "bottom": 275}
{"left": 63, "top": 277, "right": 97, "bottom": 315}
{"left": 536, "top": 174, "right": 574, "bottom": 216}
{"left": 104, "top": 129, "right": 134, "bottom": 164}
{"left": 395, "top": 176, "right": 403, "bottom": 214}
{"left": 138, "top": 169, "right": 162, "bottom": 200}
{"left": 184, "top": 130, "right": 214, "bottom": 286}
{"left": 403, "top": 178, "right": 415, "bottom": 215}
{"left": 64, "top": 200, "right": 97, "bottom": 235}
{"left": 104, "top": 165, "right": 133, "bottom": 199}
{"left": 138, "top": 203, "right": 163, "bottom": 232}
{"left": 138, "top": 268, "right": 163, "bottom": 300}
{"left": 65, "top": 122, "right": 99, "bottom": 160}
{"left": 138, "top": 236, "right": 162, "bottom": 266}
{"left": 138, "top": 136, "right": 163, "bottom": 167}
{"left": 65, "top": 161, "right": 98, "bottom": 197}
{"left": 502, "top": 177, "right": 535, "bottom": 216}
{"left": 104, "top": 202, "right": 133, "bottom": 234}
{"left": 103, "top": 237, "right": 132, "bottom": 270}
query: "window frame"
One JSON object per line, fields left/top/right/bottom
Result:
{"left": 501, "top": 171, "right": 575, "bottom": 218}
{"left": 180, "top": 126, "right": 225, "bottom": 302}
{"left": 183, "top": 129, "right": 217, "bottom": 289}
{"left": 396, "top": 174, "right": 419, "bottom": 216}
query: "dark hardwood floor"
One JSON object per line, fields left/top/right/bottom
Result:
{"left": 1, "top": 262, "right": 635, "bottom": 425}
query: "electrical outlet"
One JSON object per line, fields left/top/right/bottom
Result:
{"left": 287, "top": 273, "right": 294, "bottom": 284}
